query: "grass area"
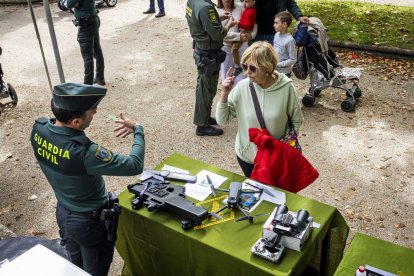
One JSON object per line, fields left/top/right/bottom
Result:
{"left": 297, "top": 0, "right": 414, "bottom": 50}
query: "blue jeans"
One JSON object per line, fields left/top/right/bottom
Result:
{"left": 77, "top": 15, "right": 105, "bottom": 85}
{"left": 149, "top": 0, "right": 164, "bottom": 12}
{"left": 56, "top": 203, "right": 115, "bottom": 276}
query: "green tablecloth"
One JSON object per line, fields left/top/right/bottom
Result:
{"left": 334, "top": 233, "right": 414, "bottom": 276}
{"left": 116, "top": 153, "right": 349, "bottom": 276}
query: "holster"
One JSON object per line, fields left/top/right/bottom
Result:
{"left": 193, "top": 51, "right": 218, "bottom": 77}
{"left": 100, "top": 192, "right": 121, "bottom": 241}
{"left": 73, "top": 15, "right": 95, "bottom": 28}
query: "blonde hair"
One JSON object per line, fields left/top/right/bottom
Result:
{"left": 241, "top": 41, "right": 278, "bottom": 75}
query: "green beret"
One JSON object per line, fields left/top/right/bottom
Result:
{"left": 53, "top": 83, "right": 107, "bottom": 111}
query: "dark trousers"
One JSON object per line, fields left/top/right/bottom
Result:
{"left": 56, "top": 203, "right": 115, "bottom": 276}
{"left": 193, "top": 55, "right": 220, "bottom": 127}
{"left": 77, "top": 15, "right": 104, "bottom": 85}
{"left": 252, "top": 33, "right": 275, "bottom": 45}
{"left": 149, "top": 0, "right": 164, "bottom": 12}
{"left": 237, "top": 155, "right": 254, "bottom": 177}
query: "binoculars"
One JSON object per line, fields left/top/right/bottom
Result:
{"left": 271, "top": 205, "right": 309, "bottom": 236}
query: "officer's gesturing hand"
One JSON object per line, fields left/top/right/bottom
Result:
{"left": 114, "top": 112, "right": 137, "bottom": 138}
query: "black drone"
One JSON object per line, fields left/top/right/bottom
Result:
{"left": 209, "top": 180, "right": 270, "bottom": 223}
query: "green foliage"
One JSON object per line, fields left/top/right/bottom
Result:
{"left": 297, "top": 0, "right": 414, "bottom": 50}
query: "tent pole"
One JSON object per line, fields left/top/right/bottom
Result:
{"left": 27, "top": 0, "right": 53, "bottom": 92}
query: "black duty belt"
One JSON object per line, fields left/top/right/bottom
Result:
{"left": 61, "top": 203, "right": 107, "bottom": 219}
{"left": 194, "top": 47, "right": 221, "bottom": 59}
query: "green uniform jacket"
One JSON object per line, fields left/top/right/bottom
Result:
{"left": 30, "top": 118, "right": 145, "bottom": 212}
{"left": 186, "top": 0, "right": 228, "bottom": 51}
{"left": 66, "top": 0, "right": 97, "bottom": 19}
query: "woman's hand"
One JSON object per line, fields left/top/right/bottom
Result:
{"left": 225, "top": 17, "right": 236, "bottom": 30}
{"left": 299, "top": 16, "right": 310, "bottom": 24}
{"left": 240, "top": 33, "right": 252, "bottom": 42}
{"left": 220, "top": 12, "right": 231, "bottom": 21}
{"left": 221, "top": 68, "right": 235, "bottom": 103}
{"left": 114, "top": 112, "right": 137, "bottom": 138}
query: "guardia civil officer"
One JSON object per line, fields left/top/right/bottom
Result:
{"left": 66, "top": 0, "right": 105, "bottom": 85}
{"left": 186, "top": 0, "right": 235, "bottom": 136}
{"left": 30, "top": 83, "right": 145, "bottom": 276}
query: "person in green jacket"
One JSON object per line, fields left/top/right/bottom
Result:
{"left": 186, "top": 0, "right": 235, "bottom": 136}
{"left": 66, "top": 0, "right": 105, "bottom": 85}
{"left": 30, "top": 83, "right": 145, "bottom": 276}
{"left": 216, "top": 41, "right": 303, "bottom": 177}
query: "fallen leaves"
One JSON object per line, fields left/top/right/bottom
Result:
{"left": 336, "top": 51, "right": 414, "bottom": 80}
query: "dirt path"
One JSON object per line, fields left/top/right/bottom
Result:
{"left": 0, "top": 0, "right": 413, "bottom": 274}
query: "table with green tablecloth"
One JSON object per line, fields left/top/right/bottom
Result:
{"left": 116, "top": 153, "right": 349, "bottom": 276}
{"left": 334, "top": 233, "right": 414, "bottom": 276}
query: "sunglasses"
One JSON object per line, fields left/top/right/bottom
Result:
{"left": 241, "top": 63, "right": 257, "bottom": 73}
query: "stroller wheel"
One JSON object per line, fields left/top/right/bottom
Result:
{"left": 354, "top": 87, "right": 362, "bottom": 99}
{"left": 57, "top": 0, "right": 67, "bottom": 11}
{"left": 309, "top": 88, "right": 321, "bottom": 97}
{"left": 7, "top": 83, "right": 18, "bottom": 104}
{"left": 346, "top": 86, "right": 362, "bottom": 99}
{"left": 104, "top": 0, "right": 117, "bottom": 7}
{"left": 341, "top": 98, "right": 356, "bottom": 112}
{"left": 302, "top": 94, "right": 315, "bottom": 107}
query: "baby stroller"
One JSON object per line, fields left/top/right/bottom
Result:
{"left": 0, "top": 45, "right": 18, "bottom": 107}
{"left": 292, "top": 18, "right": 363, "bottom": 112}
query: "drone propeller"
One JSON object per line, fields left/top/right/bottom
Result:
{"left": 209, "top": 212, "right": 223, "bottom": 220}
{"left": 207, "top": 175, "right": 229, "bottom": 197}
{"left": 235, "top": 205, "right": 270, "bottom": 223}
{"left": 209, "top": 182, "right": 217, "bottom": 197}
{"left": 209, "top": 204, "right": 228, "bottom": 220}
{"left": 244, "top": 181, "right": 275, "bottom": 198}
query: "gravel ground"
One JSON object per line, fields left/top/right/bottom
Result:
{"left": 0, "top": 0, "right": 413, "bottom": 275}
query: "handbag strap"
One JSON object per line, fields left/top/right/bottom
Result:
{"left": 249, "top": 80, "right": 294, "bottom": 131}
{"left": 249, "top": 81, "right": 266, "bottom": 129}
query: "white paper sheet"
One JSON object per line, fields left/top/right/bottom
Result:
{"left": 0, "top": 244, "right": 91, "bottom": 275}
{"left": 161, "top": 165, "right": 190, "bottom": 175}
{"left": 242, "top": 179, "right": 286, "bottom": 205}
{"left": 139, "top": 165, "right": 191, "bottom": 181}
{"left": 184, "top": 170, "right": 227, "bottom": 201}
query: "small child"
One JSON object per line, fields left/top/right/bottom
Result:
{"left": 273, "top": 11, "right": 297, "bottom": 78}
{"left": 231, "top": 0, "right": 256, "bottom": 77}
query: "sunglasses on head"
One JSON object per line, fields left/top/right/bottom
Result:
{"left": 241, "top": 64, "right": 257, "bottom": 73}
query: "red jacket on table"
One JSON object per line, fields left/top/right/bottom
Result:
{"left": 249, "top": 128, "right": 319, "bottom": 193}
{"left": 238, "top": 7, "right": 256, "bottom": 31}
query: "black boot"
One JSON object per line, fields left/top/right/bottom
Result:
{"left": 196, "top": 125, "right": 223, "bottom": 136}
{"left": 143, "top": 8, "right": 155, "bottom": 14}
{"left": 208, "top": 117, "right": 218, "bottom": 125}
{"left": 155, "top": 11, "right": 165, "bottom": 18}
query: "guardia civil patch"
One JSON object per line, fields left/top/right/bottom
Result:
{"left": 95, "top": 146, "right": 113, "bottom": 162}
{"left": 208, "top": 8, "right": 217, "bottom": 22}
